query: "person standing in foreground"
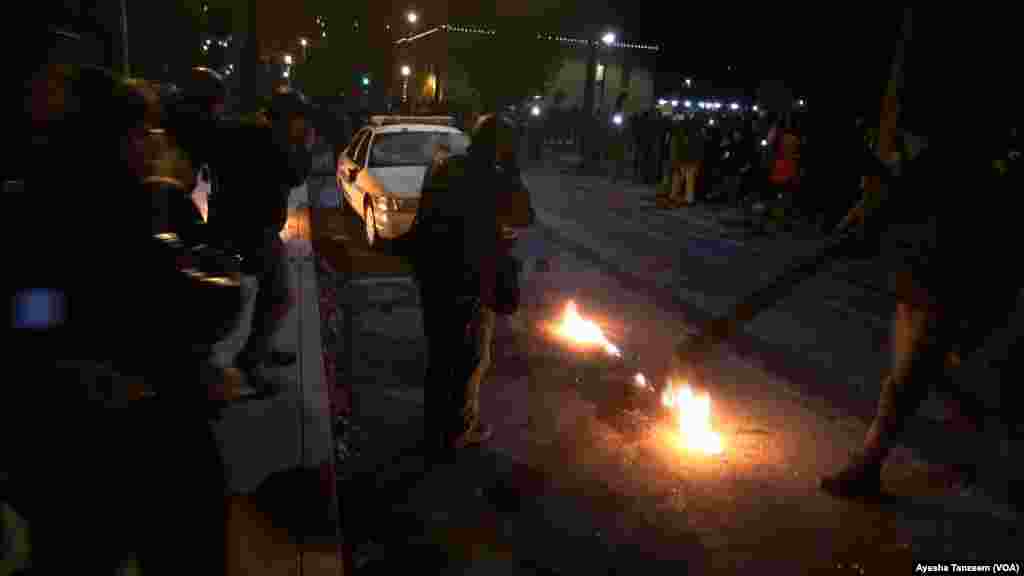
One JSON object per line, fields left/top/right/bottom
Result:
{"left": 211, "top": 88, "right": 313, "bottom": 381}
{"left": 414, "top": 113, "right": 533, "bottom": 455}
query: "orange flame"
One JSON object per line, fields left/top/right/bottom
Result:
{"left": 661, "top": 380, "right": 723, "bottom": 455}
{"left": 552, "top": 300, "right": 621, "bottom": 357}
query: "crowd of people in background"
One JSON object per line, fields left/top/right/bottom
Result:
{"left": 516, "top": 101, "right": 1019, "bottom": 243}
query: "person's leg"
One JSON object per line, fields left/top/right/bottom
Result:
{"left": 669, "top": 163, "right": 683, "bottom": 202}
{"left": 238, "top": 233, "right": 295, "bottom": 370}
{"left": 420, "top": 290, "right": 449, "bottom": 453}
{"left": 684, "top": 163, "right": 697, "bottom": 204}
{"left": 421, "top": 292, "right": 478, "bottom": 452}
{"left": 822, "top": 300, "right": 945, "bottom": 496}
{"left": 456, "top": 305, "right": 496, "bottom": 446}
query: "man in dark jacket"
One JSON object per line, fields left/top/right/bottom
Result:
{"left": 414, "top": 114, "right": 533, "bottom": 455}
{"left": 210, "top": 88, "right": 312, "bottom": 378}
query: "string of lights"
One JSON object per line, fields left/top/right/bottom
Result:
{"left": 395, "top": 24, "right": 659, "bottom": 51}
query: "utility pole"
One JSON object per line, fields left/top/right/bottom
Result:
{"left": 838, "top": 8, "right": 910, "bottom": 233}
{"left": 119, "top": 0, "right": 129, "bottom": 76}
{"left": 579, "top": 39, "right": 598, "bottom": 169}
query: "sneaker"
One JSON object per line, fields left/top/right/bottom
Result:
{"left": 452, "top": 422, "right": 494, "bottom": 450}
{"left": 821, "top": 453, "right": 883, "bottom": 499}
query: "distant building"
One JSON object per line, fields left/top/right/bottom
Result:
{"left": 394, "top": 24, "right": 660, "bottom": 115}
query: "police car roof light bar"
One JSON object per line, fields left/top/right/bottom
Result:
{"left": 370, "top": 115, "right": 455, "bottom": 127}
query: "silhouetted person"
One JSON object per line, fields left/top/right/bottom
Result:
{"left": 414, "top": 114, "right": 533, "bottom": 457}
{"left": 821, "top": 122, "right": 1021, "bottom": 506}
{"left": 211, "top": 88, "right": 313, "bottom": 381}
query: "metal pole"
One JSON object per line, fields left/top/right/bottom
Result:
{"left": 580, "top": 40, "right": 598, "bottom": 169}
{"left": 119, "top": 0, "right": 129, "bottom": 76}
{"left": 836, "top": 8, "right": 910, "bottom": 233}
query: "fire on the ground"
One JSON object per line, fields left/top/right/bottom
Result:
{"left": 549, "top": 300, "right": 723, "bottom": 455}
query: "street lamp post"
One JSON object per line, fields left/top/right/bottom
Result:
{"left": 401, "top": 64, "right": 411, "bottom": 112}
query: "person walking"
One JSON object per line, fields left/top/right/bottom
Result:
{"left": 821, "top": 122, "right": 1022, "bottom": 507}
{"left": 669, "top": 118, "right": 704, "bottom": 206}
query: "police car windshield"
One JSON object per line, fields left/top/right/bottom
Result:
{"left": 369, "top": 131, "right": 470, "bottom": 167}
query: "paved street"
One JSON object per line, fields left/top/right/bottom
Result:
{"left": 522, "top": 156, "right": 1021, "bottom": 455}
{"left": 310, "top": 173, "right": 1020, "bottom": 574}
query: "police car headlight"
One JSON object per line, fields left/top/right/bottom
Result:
{"left": 375, "top": 196, "right": 400, "bottom": 211}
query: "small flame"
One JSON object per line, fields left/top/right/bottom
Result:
{"left": 661, "top": 380, "right": 723, "bottom": 455}
{"left": 552, "top": 300, "right": 621, "bottom": 357}
{"left": 633, "top": 373, "right": 648, "bottom": 388}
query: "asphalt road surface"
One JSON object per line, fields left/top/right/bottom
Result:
{"left": 309, "top": 174, "right": 1020, "bottom": 574}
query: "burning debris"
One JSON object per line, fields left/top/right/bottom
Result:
{"left": 633, "top": 373, "right": 650, "bottom": 390}
{"left": 661, "top": 380, "right": 724, "bottom": 455}
{"left": 550, "top": 301, "right": 621, "bottom": 357}
{"left": 546, "top": 300, "right": 724, "bottom": 456}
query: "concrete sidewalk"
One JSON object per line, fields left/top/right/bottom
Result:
{"left": 210, "top": 181, "right": 344, "bottom": 573}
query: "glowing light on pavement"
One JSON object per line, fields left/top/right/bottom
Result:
{"left": 661, "top": 380, "right": 723, "bottom": 455}
{"left": 552, "top": 300, "right": 621, "bottom": 357}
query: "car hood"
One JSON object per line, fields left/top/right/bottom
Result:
{"left": 366, "top": 166, "right": 429, "bottom": 199}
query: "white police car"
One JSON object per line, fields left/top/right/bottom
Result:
{"left": 336, "top": 115, "right": 470, "bottom": 247}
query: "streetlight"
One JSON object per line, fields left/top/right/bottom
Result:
{"left": 300, "top": 38, "right": 308, "bottom": 47}
{"left": 401, "top": 65, "right": 411, "bottom": 104}
{"left": 685, "top": 77, "right": 692, "bottom": 88}
{"left": 612, "top": 113, "right": 623, "bottom": 126}
{"left": 531, "top": 105, "right": 541, "bottom": 117}
{"left": 602, "top": 32, "right": 616, "bottom": 46}
{"left": 407, "top": 11, "right": 418, "bottom": 24}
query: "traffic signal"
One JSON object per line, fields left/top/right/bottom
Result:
{"left": 362, "top": 75, "right": 370, "bottom": 87}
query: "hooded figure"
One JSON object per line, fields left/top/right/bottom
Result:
{"left": 414, "top": 113, "right": 533, "bottom": 455}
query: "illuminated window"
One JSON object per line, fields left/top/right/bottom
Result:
{"left": 596, "top": 63, "right": 605, "bottom": 82}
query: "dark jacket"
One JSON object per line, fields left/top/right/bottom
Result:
{"left": 208, "top": 117, "right": 308, "bottom": 255}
